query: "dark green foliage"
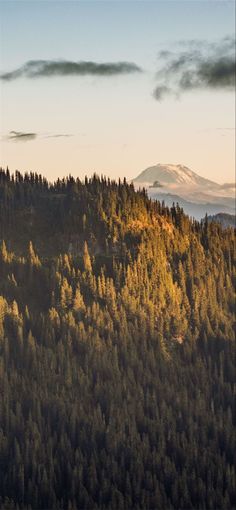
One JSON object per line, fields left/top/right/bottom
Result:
{"left": 0, "top": 169, "right": 235, "bottom": 509}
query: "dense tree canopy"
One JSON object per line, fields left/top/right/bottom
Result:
{"left": 0, "top": 168, "right": 235, "bottom": 509}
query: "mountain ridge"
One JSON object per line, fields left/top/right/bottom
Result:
{"left": 208, "top": 213, "right": 235, "bottom": 228}
{"left": 146, "top": 192, "right": 235, "bottom": 220}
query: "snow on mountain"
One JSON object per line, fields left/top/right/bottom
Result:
{"left": 133, "top": 164, "right": 218, "bottom": 187}
{"left": 132, "top": 163, "right": 235, "bottom": 219}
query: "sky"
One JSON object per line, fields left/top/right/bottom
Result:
{"left": 0, "top": 0, "right": 235, "bottom": 183}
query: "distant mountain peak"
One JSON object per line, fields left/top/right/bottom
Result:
{"left": 133, "top": 163, "right": 218, "bottom": 187}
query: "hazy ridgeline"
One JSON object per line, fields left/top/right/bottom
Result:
{"left": 0, "top": 169, "right": 235, "bottom": 510}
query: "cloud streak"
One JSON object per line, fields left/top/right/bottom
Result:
{"left": 7, "top": 131, "right": 37, "bottom": 142}
{"left": 154, "top": 36, "right": 235, "bottom": 100}
{"left": 5, "top": 131, "right": 73, "bottom": 142}
{"left": 44, "top": 133, "right": 73, "bottom": 138}
{"left": 1, "top": 60, "right": 142, "bottom": 81}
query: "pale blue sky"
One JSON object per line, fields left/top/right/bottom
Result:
{"left": 0, "top": 0, "right": 235, "bottom": 182}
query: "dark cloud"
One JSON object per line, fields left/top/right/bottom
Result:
{"left": 1, "top": 60, "right": 142, "bottom": 81}
{"left": 5, "top": 131, "right": 73, "bottom": 142}
{"left": 7, "top": 131, "right": 37, "bottom": 142}
{"left": 153, "top": 86, "right": 172, "bottom": 101}
{"left": 154, "top": 36, "right": 235, "bottom": 100}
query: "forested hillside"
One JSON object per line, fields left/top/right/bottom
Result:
{"left": 0, "top": 168, "right": 235, "bottom": 510}
{"left": 208, "top": 213, "right": 235, "bottom": 229}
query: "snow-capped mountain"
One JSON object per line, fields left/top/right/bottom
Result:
{"left": 133, "top": 163, "right": 218, "bottom": 187}
{"left": 132, "top": 164, "right": 235, "bottom": 220}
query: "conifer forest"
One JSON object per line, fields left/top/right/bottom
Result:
{"left": 0, "top": 169, "right": 235, "bottom": 510}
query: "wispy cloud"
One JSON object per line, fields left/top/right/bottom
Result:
{"left": 44, "top": 133, "right": 73, "bottom": 138}
{"left": 5, "top": 131, "right": 73, "bottom": 142}
{"left": 198, "top": 127, "right": 235, "bottom": 132}
{"left": 154, "top": 36, "right": 235, "bottom": 100}
{"left": 1, "top": 60, "right": 142, "bottom": 81}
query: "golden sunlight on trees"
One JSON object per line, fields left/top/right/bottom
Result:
{"left": 0, "top": 169, "right": 235, "bottom": 509}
